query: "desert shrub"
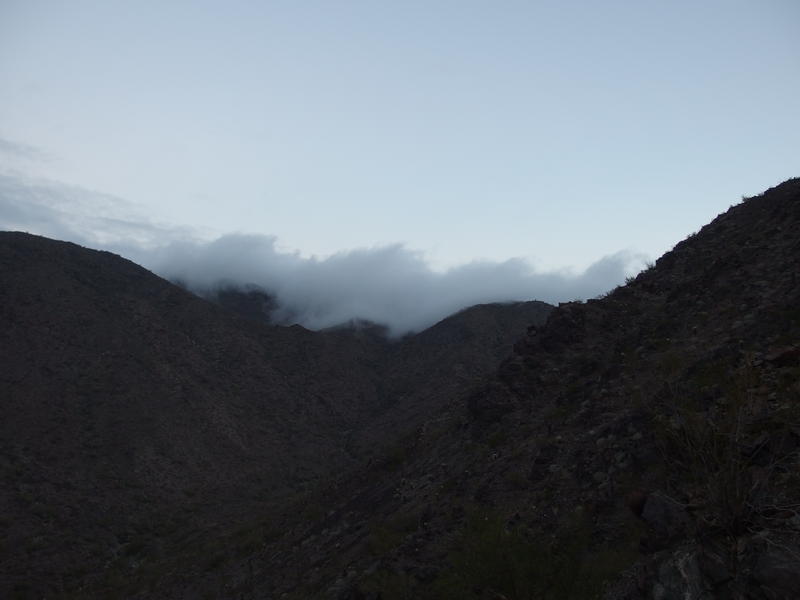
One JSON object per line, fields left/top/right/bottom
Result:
{"left": 367, "top": 511, "right": 420, "bottom": 556}
{"left": 380, "top": 433, "right": 418, "bottom": 472}
{"left": 361, "top": 570, "right": 416, "bottom": 599}
{"left": 382, "top": 444, "right": 410, "bottom": 471}
{"left": 421, "top": 509, "right": 634, "bottom": 600}
{"left": 655, "top": 360, "right": 800, "bottom": 538}
{"left": 367, "top": 523, "right": 404, "bottom": 556}
{"left": 487, "top": 428, "right": 508, "bottom": 448}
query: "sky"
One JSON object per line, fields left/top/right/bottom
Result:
{"left": 1, "top": 1, "right": 798, "bottom": 332}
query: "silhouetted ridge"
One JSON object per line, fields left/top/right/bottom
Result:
{"left": 227, "top": 179, "right": 800, "bottom": 599}
{"left": 206, "top": 284, "right": 279, "bottom": 323}
{"left": 0, "top": 231, "right": 552, "bottom": 597}
{"left": 2, "top": 178, "right": 798, "bottom": 598}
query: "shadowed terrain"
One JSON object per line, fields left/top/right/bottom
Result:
{"left": 2, "top": 179, "right": 800, "bottom": 599}
{"left": 0, "top": 234, "right": 550, "bottom": 598}
{"left": 162, "top": 179, "right": 800, "bottom": 599}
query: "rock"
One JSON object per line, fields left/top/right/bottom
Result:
{"left": 651, "top": 549, "right": 713, "bottom": 600}
{"left": 697, "top": 540, "right": 730, "bottom": 588}
{"left": 414, "top": 564, "right": 439, "bottom": 583}
{"left": 626, "top": 489, "right": 648, "bottom": 517}
{"left": 467, "top": 383, "right": 517, "bottom": 424}
{"left": 764, "top": 345, "right": 800, "bottom": 367}
{"left": 753, "top": 547, "right": 800, "bottom": 600}
{"left": 640, "top": 493, "right": 692, "bottom": 544}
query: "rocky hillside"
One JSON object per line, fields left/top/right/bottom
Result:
{"left": 2, "top": 178, "right": 799, "bottom": 599}
{"left": 0, "top": 232, "right": 550, "bottom": 599}
{"left": 165, "top": 179, "right": 800, "bottom": 599}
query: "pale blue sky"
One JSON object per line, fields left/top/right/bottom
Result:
{"left": 1, "top": 0, "right": 798, "bottom": 271}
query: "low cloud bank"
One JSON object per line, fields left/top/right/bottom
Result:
{"left": 138, "top": 235, "right": 642, "bottom": 334}
{"left": 1, "top": 171, "right": 646, "bottom": 335}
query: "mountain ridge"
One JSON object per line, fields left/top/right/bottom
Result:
{"left": 181, "top": 178, "right": 800, "bottom": 599}
{"left": 0, "top": 231, "right": 551, "bottom": 598}
{"left": 2, "top": 177, "right": 799, "bottom": 598}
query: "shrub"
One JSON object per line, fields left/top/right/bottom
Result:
{"left": 423, "top": 508, "right": 634, "bottom": 600}
{"left": 655, "top": 359, "right": 800, "bottom": 538}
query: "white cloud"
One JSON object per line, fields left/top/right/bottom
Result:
{"left": 0, "top": 172, "right": 195, "bottom": 251}
{"left": 0, "top": 172, "right": 647, "bottom": 334}
{"left": 139, "top": 234, "right": 643, "bottom": 334}
{"left": 0, "top": 137, "right": 50, "bottom": 163}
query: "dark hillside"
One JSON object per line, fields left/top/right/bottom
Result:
{"left": 196, "top": 281, "right": 553, "bottom": 459}
{"left": 0, "top": 232, "right": 551, "bottom": 598}
{"left": 0, "top": 232, "right": 377, "bottom": 596}
{"left": 3, "top": 178, "right": 798, "bottom": 599}
{"left": 221, "top": 179, "right": 800, "bottom": 599}
{"left": 357, "top": 301, "right": 554, "bottom": 454}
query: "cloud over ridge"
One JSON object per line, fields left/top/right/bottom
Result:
{"left": 0, "top": 172, "right": 645, "bottom": 335}
{"left": 139, "top": 235, "right": 642, "bottom": 334}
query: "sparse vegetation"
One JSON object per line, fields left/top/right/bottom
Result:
{"left": 654, "top": 358, "right": 800, "bottom": 566}
{"left": 367, "top": 511, "right": 419, "bottom": 556}
{"left": 418, "top": 508, "right": 637, "bottom": 600}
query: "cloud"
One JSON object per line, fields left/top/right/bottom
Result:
{"left": 0, "top": 172, "right": 194, "bottom": 251}
{"left": 0, "top": 171, "right": 647, "bottom": 335}
{"left": 0, "top": 137, "right": 50, "bottom": 162}
{"left": 139, "top": 235, "right": 644, "bottom": 335}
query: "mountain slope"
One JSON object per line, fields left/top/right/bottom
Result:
{"left": 216, "top": 179, "right": 800, "bottom": 599}
{"left": 0, "top": 232, "right": 371, "bottom": 596}
{"left": 4, "top": 177, "right": 798, "bottom": 599}
{"left": 0, "top": 232, "right": 551, "bottom": 598}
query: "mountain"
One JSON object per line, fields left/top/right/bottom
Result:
{"left": 157, "top": 178, "right": 800, "bottom": 599}
{"left": 204, "top": 284, "right": 279, "bottom": 324}
{"left": 2, "top": 178, "right": 799, "bottom": 599}
{"left": 0, "top": 232, "right": 550, "bottom": 598}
